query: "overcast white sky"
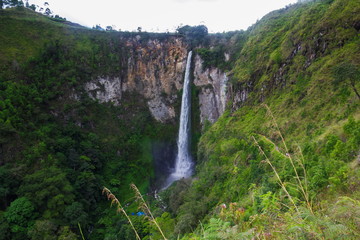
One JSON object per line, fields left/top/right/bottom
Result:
{"left": 28, "top": 0, "right": 297, "bottom": 32}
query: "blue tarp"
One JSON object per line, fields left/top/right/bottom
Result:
{"left": 131, "top": 211, "right": 146, "bottom": 216}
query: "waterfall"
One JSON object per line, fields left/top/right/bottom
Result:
{"left": 163, "top": 51, "right": 193, "bottom": 189}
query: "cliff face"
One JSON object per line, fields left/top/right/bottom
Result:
{"left": 85, "top": 36, "right": 188, "bottom": 123}
{"left": 84, "top": 36, "right": 229, "bottom": 124}
{"left": 193, "top": 54, "right": 228, "bottom": 124}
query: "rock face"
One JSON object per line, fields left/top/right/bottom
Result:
{"left": 83, "top": 36, "right": 229, "bottom": 124}
{"left": 124, "top": 37, "right": 188, "bottom": 122}
{"left": 85, "top": 77, "right": 122, "bottom": 105}
{"left": 228, "top": 82, "right": 251, "bottom": 111}
{"left": 84, "top": 36, "right": 188, "bottom": 123}
{"left": 193, "top": 54, "right": 228, "bottom": 124}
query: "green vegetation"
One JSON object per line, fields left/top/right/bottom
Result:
{"left": 176, "top": 25, "right": 209, "bottom": 47}
{"left": 154, "top": 0, "right": 360, "bottom": 239}
{"left": 195, "top": 48, "right": 227, "bottom": 70}
{"left": 0, "top": 0, "right": 359, "bottom": 239}
{"left": 0, "top": 7, "right": 177, "bottom": 240}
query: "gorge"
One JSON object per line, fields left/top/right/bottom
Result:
{"left": 0, "top": 0, "right": 359, "bottom": 239}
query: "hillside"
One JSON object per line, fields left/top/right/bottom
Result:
{"left": 168, "top": 0, "right": 360, "bottom": 238}
{"left": 0, "top": 6, "right": 182, "bottom": 240}
{"left": 0, "top": 0, "right": 359, "bottom": 239}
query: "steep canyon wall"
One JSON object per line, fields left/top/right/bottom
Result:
{"left": 83, "top": 35, "right": 229, "bottom": 124}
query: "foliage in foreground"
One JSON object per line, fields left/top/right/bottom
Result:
{"left": 174, "top": 113, "right": 360, "bottom": 239}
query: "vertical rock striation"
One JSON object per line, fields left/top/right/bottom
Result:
{"left": 193, "top": 54, "right": 228, "bottom": 124}
{"left": 84, "top": 36, "right": 188, "bottom": 123}
{"left": 83, "top": 36, "right": 230, "bottom": 124}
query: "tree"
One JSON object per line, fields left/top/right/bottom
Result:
{"left": 177, "top": 24, "right": 208, "bottom": 38}
{"left": 93, "top": 24, "right": 104, "bottom": 31}
{"left": 44, "top": 7, "right": 52, "bottom": 16}
{"left": 176, "top": 25, "right": 209, "bottom": 47}
{"left": 332, "top": 62, "right": 360, "bottom": 99}
{"left": 0, "top": 215, "right": 11, "bottom": 240}
{"left": 28, "top": 220, "right": 57, "bottom": 240}
{"left": 28, "top": 3, "right": 35, "bottom": 11}
{"left": 0, "top": 0, "right": 25, "bottom": 8}
{"left": 63, "top": 202, "right": 88, "bottom": 226}
{"left": 0, "top": 165, "right": 20, "bottom": 209}
{"left": 0, "top": 0, "right": 11, "bottom": 8}
{"left": 28, "top": 221, "right": 77, "bottom": 240}
{"left": 57, "top": 226, "right": 78, "bottom": 240}
{"left": 8, "top": 0, "right": 19, "bottom": 7}
{"left": 4, "top": 197, "right": 36, "bottom": 237}
{"left": 17, "top": 166, "right": 75, "bottom": 218}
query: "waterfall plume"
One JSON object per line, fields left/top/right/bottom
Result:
{"left": 163, "top": 51, "right": 193, "bottom": 189}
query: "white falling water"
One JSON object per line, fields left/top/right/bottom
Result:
{"left": 163, "top": 51, "right": 193, "bottom": 189}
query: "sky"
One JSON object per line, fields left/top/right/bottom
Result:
{"left": 28, "top": 0, "right": 297, "bottom": 33}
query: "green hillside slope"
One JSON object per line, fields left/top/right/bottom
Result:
{"left": 0, "top": 7, "right": 85, "bottom": 64}
{"left": 0, "top": 7, "right": 177, "bottom": 240}
{"left": 164, "top": 0, "right": 360, "bottom": 239}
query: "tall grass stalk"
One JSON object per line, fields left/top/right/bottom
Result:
{"left": 263, "top": 104, "right": 313, "bottom": 213}
{"left": 78, "top": 223, "right": 86, "bottom": 240}
{"left": 199, "top": 220, "right": 205, "bottom": 238}
{"left": 102, "top": 187, "right": 141, "bottom": 240}
{"left": 252, "top": 136, "right": 299, "bottom": 213}
{"left": 130, "top": 183, "right": 168, "bottom": 240}
{"left": 296, "top": 144, "right": 312, "bottom": 211}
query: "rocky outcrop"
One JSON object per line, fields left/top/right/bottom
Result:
{"left": 147, "top": 98, "right": 176, "bottom": 123}
{"left": 123, "top": 37, "right": 188, "bottom": 122}
{"left": 84, "top": 36, "right": 188, "bottom": 123}
{"left": 82, "top": 36, "right": 230, "bottom": 124}
{"left": 193, "top": 54, "right": 228, "bottom": 124}
{"left": 84, "top": 77, "right": 122, "bottom": 105}
{"left": 228, "top": 82, "right": 252, "bottom": 111}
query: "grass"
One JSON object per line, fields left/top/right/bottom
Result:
{"left": 173, "top": 4, "right": 360, "bottom": 227}
{"left": 262, "top": 104, "right": 313, "bottom": 213}
{"left": 102, "top": 187, "right": 142, "bottom": 240}
{"left": 131, "top": 183, "right": 168, "bottom": 240}
{"left": 252, "top": 135, "right": 299, "bottom": 213}
{"left": 178, "top": 106, "right": 359, "bottom": 239}
{"left": 103, "top": 184, "right": 169, "bottom": 240}
{"left": 78, "top": 223, "right": 86, "bottom": 240}
{"left": 0, "top": 7, "right": 80, "bottom": 64}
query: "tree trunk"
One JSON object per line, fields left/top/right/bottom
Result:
{"left": 351, "top": 81, "right": 360, "bottom": 100}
